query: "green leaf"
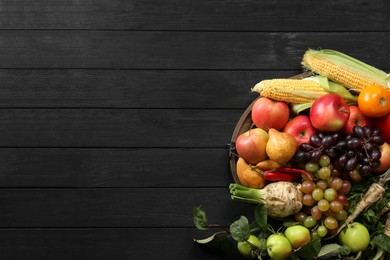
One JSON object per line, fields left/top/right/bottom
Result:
{"left": 254, "top": 204, "right": 267, "bottom": 231}
{"left": 371, "top": 234, "right": 390, "bottom": 252}
{"left": 293, "top": 239, "right": 321, "bottom": 260}
{"left": 230, "top": 216, "right": 250, "bottom": 242}
{"left": 315, "top": 243, "right": 350, "bottom": 259}
{"left": 193, "top": 206, "right": 208, "bottom": 230}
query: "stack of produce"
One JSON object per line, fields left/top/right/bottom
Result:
{"left": 193, "top": 49, "right": 390, "bottom": 260}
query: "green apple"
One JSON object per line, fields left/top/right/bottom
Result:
{"left": 284, "top": 225, "right": 311, "bottom": 249}
{"left": 266, "top": 234, "right": 292, "bottom": 260}
{"left": 237, "top": 235, "right": 262, "bottom": 259}
{"left": 339, "top": 222, "right": 370, "bottom": 253}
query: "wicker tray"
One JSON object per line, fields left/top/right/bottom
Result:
{"left": 228, "top": 72, "right": 311, "bottom": 183}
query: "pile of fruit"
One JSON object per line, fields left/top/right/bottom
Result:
{"left": 193, "top": 49, "right": 390, "bottom": 259}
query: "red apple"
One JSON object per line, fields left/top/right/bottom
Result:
{"left": 235, "top": 128, "right": 269, "bottom": 164}
{"left": 375, "top": 113, "right": 390, "bottom": 143}
{"left": 283, "top": 115, "right": 317, "bottom": 145}
{"left": 373, "top": 142, "right": 390, "bottom": 173}
{"left": 343, "top": 106, "right": 371, "bottom": 134}
{"left": 251, "top": 97, "right": 290, "bottom": 131}
{"left": 310, "top": 94, "right": 350, "bottom": 132}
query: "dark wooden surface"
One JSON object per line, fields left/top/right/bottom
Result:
{"left": 0, "top": 1, "right": 389, "bottom": 259}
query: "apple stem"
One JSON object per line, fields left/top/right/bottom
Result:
{"left": 339, "top": 108, "right": 350, "bottom": 113}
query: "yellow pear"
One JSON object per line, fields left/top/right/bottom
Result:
{"left": 266, "top": 128, "right": 298, "bottom": 163}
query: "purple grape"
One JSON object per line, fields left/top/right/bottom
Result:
{"left": 311, "top": 150, "right": 323, "bottom": 162}
{"left": 371, "top": 149, "right": 382, "bottom": 161}
{"left": 363, "top": 126, "right": 373, "bottom": 138}
{"left": 372, "top": 135, "right": 385, "bottom": 146}
{"left": 353, "top": 126, "right": 365, "bottom": 139}
{"left": 300, "top": 143, "right": 314, "bottom": 152}
{"left": 372, "top": 128, "right": 381, "bottom": 137}
{"left": 310, "top": 134, "right": 322, "bottom": 148}
{"left": 360, "top": 165, "right": 372, "bottom": 175}
{"left": 364, "top": 142, "right": 374, "bottom": 153}
{"left": 338, "top": 154, "right": 348, "bottom": 168}
{"left": 347, "top": 138, "right": 362, "bottom": 150}
{"left": 345, "top": 157, "right": 358, "bottom": 171}
{"left": 335, "top": 140, "right": 347, "bottom": 151}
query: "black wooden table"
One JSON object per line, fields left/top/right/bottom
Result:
{"left": 0, "top": 1, "right": 388, "bottom": 259}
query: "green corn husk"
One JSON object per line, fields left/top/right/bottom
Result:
{"left": 291, "top": 76, "right": 357, "bottom": 114}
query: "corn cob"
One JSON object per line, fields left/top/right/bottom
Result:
{"left": 302, "top": 49, "right": 390, "bottom": 91}
{"left": 252, "top": 78, "right": 328, "bottom": 104}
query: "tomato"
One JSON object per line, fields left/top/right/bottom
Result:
{"left": 358, "top": 85, "right": 390, "bottom": 117}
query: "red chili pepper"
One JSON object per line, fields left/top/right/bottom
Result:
{"left": 276, "top": 167, "right": 314, "bottom": 181}
{"left": 263, "top": 170, "right": 300, "bottom": 182}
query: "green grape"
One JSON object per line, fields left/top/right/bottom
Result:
{"left": 305, "top": 162, "right": 320, "bottom": 173}
{"left": 324, "top": 216, "right": 338, "bottom": 230}
{"left": 317, "top": 199, "right": 330, "bottom": 212}
{"left": 324, "top": 188, "right": 337, "bottom": 202}
{"left": 312, "top": 188, "right": 324, "bottom": 201}
{"left": 303, "top": 216, "right": 317, "bottom": 228}
{"left": 316, "top": 180, "right": 328, "bottom": 190}
{"left": 318, "top": 166, "right": 331, "bottom": 180}
{"left": 319, "top": 155, "right": 331, "bottom": 167}
{"left": 330, "top": 177, "right": 343, "bottom": 191}
{"left": 317, "top": 226, "right": 328, "bottom": 238}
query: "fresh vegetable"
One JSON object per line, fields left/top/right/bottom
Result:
{"left": 229, "top": 182, "right": 303, "bottom": 218}
{"left": 358, "top": 84, "right": 390, "bottom": 117}
{"left": 236, "top": 157, "right": 266, "bottom": 189}
{"left": 252, "top": 78, "right": 328, "bottom": 104}
{"left": 385, "top": 212, "right": 390, "bottom": 237}
{"left": 302, "top": 49, "right": 390, "bottom": 91}
{"left": 263, "top": 167, "right": 313, "bottom": 182}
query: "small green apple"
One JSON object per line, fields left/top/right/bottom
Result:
{"left": 237, "top": 235, "right": 262, "bottom": 259}
{"left": 266, "top": 234, "right": 292, "bottom": 260}
{"left": 339, "top": 222, "right": 370, "bottom": 253}
{"left": 284, "top": 225, "right": 311, "bottom": 249}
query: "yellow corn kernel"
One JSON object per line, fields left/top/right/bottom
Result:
{"left": 252, "top": 78, "right": 328, "bottom": 104}
{"left": 302, "top": 49, "right": 389, "bottom": 90}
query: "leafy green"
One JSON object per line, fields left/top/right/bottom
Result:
{"left": 371, "top": 234, "right": 390, "bottom": 252}
{"left": 254, "top": 204, "right": 267, "bottom": 231}
{"left": 315, "top": 243, "right": 350, "bottom": 259}
{"left": 229, "top": 216, "right": 250, "bottom": 242}
{"left": 193, "top": 206, "right": 208, "bottom": 230}
{"left": 293, "top": 239, "right": 321, "bottom": 260}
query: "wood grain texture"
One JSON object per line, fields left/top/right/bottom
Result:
{"left": 0, "top": 188, "right": 253, "bottom": 227}
{"left": 0, "top": 109, "right": 242, "bottom": 147}
{"left": 0, "top": 69, "right": 299, "bottom": 108}
{"left": 0, "top": 228, "right": 239, "bottom": 260}
{"left": 0, "top": 31, "right": 388, "bottom": 69}
{"left": 0, "top": 0, "right": 387, "bottom": 31}
{"left": 0, "top": 148, "right": 233, "bottom": 187}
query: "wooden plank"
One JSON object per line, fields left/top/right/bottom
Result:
{"left": 0, "top": 109, "right": 242, "bottom": 148}
{"left": 0, "top": 69, "right": 299, "bottom": 108}
{"left": 0, "top": 228, "right": 239, "bottom": 260}
{"left": 0, "top": 188, "right": 253, "bottom": 227}
{"left": 0, "top": 148, "right": 233, "bottom": 187}
{"left": 0, "top": 31, "right": 388, "bottom": 69}
{"left": 0, "top": 0, "right": 387, "bottom": 31}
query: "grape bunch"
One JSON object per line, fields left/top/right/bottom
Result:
{"left": 295, "top": 156, "right": 352, "bottom": 237}
{"left": 294, "top": 125, "right": 384, "bottom": 180}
